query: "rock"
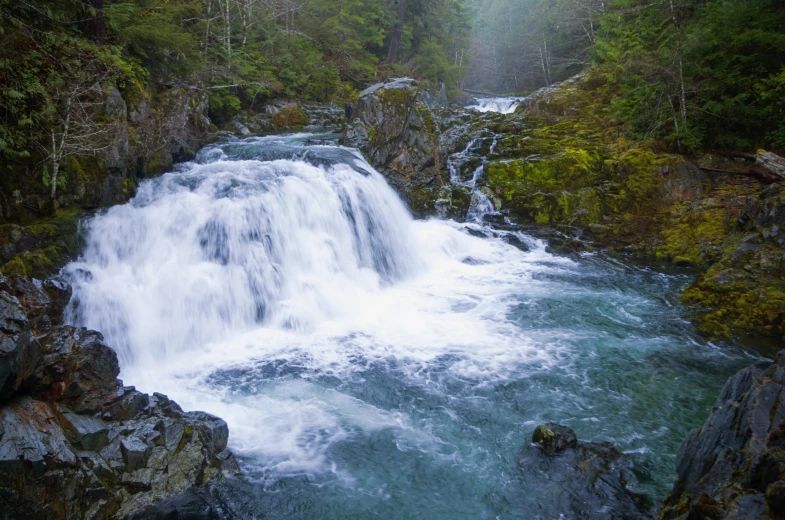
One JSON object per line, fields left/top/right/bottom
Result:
{"left": 124, "top": 487, "right": 220, "bottom": 520}
{"left": 532, "top": 422, "right": 578, "bottom": 453}
{"left": 1, "top": 83, "right": 210, "bottom": 225}
{"left": 28, "top": 326, "right": 121, "bottom": 413}
{"left": 342, "top": 78, "right": 444, "bottom": 216}
{"left": 0, "top": 274, "right": 240, "bottom": 520}
{"left": 682, "top": 185, "right": 785, "bottom": 340}
{"left": 660, "top": 351, "right": 785, "bottom": 519}
{"left": 519, "top": 423, "right": 652, "bottom": 519}
{"left": 0, "top": 291, "right": 35, "bottom": 399}
{"left": 230, "top": 121, "right": 251, "bottom": 136}
{"left": 58, "top": 406, "right": 110, "bottom": 451}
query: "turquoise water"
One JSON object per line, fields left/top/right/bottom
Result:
{"left": 64, "top": 134, "right": 765, "bottom": 518}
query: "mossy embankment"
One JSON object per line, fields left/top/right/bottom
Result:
{"left": 480, "top": 73, "right": 784, "bottom": 344}
{"left": 0, "top": 82, "right": 211, "bottom": 280}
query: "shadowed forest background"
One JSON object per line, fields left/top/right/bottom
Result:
{"left": 1, "top": 0, "right": 784, "bottom": 198}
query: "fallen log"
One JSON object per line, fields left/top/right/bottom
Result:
{"left": 757, "top": 151, "right": 785, "bottom": 179}
{"left": 698, "top": 165, "right": 780, "bottom": 183}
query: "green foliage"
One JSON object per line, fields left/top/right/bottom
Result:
{"left": 105, "top": 1, "right": 201, "bottom": 78}
{"left": 595, "top": 0, "right": 785, "bottom": 152}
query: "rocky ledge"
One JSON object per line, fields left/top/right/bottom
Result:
{"left": 0, "top": 274, "right": 239, "bottom": 519}
{"left": 660, "top": 351, "right": 785, "bottom": 519}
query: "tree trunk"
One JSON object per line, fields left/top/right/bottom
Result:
{"left": 82, "top": 0, "right": 105, "bottom": 41}
{"left": 50, "top": 130, "right": 60, "bottom": 199}
{"left": 387, "top": 0, "right": 407, "bottom": 63}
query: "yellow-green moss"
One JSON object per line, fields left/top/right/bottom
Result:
{"left": 273, "top": 107, "right": 309, "bottom": 129}
{"left": 655, "top": 204, "right": 731, "bottom": 266}
{"left": 0, "top": 207, "right": 82, "bottom": 279}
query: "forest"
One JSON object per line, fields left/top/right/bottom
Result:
{"left": 1, "top": 0, "right": 784, "bottom": 184}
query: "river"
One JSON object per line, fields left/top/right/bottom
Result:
{"left": 63, "top": 132, "right": 761, "bottom": 519}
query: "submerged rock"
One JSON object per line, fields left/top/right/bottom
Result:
{"left": 519, "top": 423, "right": 652, "bottom": 519}
{"left": 342, "top": 78, "right": 444, "bottom": 216}
{"left": 0, "top": 274, "right": 239, "bottom": 520}
{"left": 660, "top": 351, "right": 785, "bottom": 519}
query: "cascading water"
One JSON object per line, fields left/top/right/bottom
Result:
{"left": 445, "top": 131, "right": 500, "bottom": 223}
{"left": 467, "top": 96, "right": 524, "bottom": 114}
{"left": 64, "top": 132, "right": 759, "bottom": 518}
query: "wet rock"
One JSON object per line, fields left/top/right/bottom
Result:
{"left": 519, "top": 423, "right": 652, "bottom": 519}
{"left": 59, "top": 407, "right": 110, "bottom": 451}
{"left": 660, "top": 351, "right": 785, "bottom": 519}
{"left": 230, "top": 121, "right": 251, "bottom": 136}
{"left": 342, "top": 78, "right": 444, "bottom": 216}
{"left": 28, "top": 326, "right": 121, "bottom": 413}
{"left": 532, "top": 422, "right": 578, "bottom": 453}
{"left": 0, "top": 274, "right": 239, "bottom": 519}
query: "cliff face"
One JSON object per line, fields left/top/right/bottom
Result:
{"left": 0, "top": 83, "right": 210, "bottom": 279}
{"left": 0, "top": 274, "right": 238, "bottom": 519}
{"left": 660, "top": 352, "right": 785, "bottom": 519}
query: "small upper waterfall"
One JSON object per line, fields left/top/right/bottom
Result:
{"left": 466, "top": 96, "right": 523, "bottom": 114}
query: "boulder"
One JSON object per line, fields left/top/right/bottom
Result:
{"left": 659, "top": 351, "right": 785, "bottom": 519}
{"left": 342, "top": 78, "right": 444, "bottom": 216}
{"left": 518, "top": 423, "right": 652, "bottom": 519}
{"left": 532, "top": 422, "right": 579, "bottom": 453}
{"left": 0, "top": 274, "right": 240, "bottom": 520}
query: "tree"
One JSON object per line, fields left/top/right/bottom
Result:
{"left": 39, "top": 58, "right": 120, "bottom": 199}
{"left": 388, "top": 0, "right": 407, "bottom": 62}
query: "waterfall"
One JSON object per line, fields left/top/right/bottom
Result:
{"left": 64, "top": 132, "right": 562, "bottom": 477}
{"left": 60, "top": 132, "right": 747, "bottom": 518}
{"left": 466, "top": 97, "right": 523, "bottom": 114}
{"left": 65, "top": 135, "right": 428, "bottom": 366}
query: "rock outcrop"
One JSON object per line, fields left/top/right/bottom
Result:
{"left": 342, "top": 78, "right": 444, "bottom": 216}
{"left": 0, "top": 274, "right": 238, "bottom": 520}
{"left": 0, "top": 83, "right": 210, "bottom": 279}
{"left": 1, "top": 84, "right": 210, "bottom": 223}
{"left": 519, "top": 422, "right": 652, "bottom": 519}
{"left": 660, "top": 351, "right": 785, "bottom": 519}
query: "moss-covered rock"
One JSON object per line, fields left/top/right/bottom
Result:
{"left": 342, "top": 78, "right": 444, "bottom": 216}
{"left": 679, "top": 185, "right": 785, "bottom": 340}
{"left": 273, "top": 106, "right": 309, "bottom": 129}
{"left": 0, "top": 208, "right": 82, "bottom": 279}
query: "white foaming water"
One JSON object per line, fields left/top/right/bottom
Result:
{"left": 467, "top": 97, "right": 523, "bottom": 114}
{"left": 64, "top": 134, "right": 573, "bottom": 477}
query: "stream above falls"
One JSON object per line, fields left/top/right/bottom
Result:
{"left": 63, "top": 133, "right": 763, "bottom": 519}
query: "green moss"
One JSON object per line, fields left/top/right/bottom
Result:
{"left": 273, "top": 107, "right": 308, "bottom": 129}
{"left": 683, "top": 265, "right": 785, "bottom": 339}
{"left": 121, "top": 178, "right": 137, "bottom": 198}
{"left": 486, "top": 150, "right": 606, "bottom": 226}
{"left": 1, "top": 256, "right": 28, "bottom": 277}
{"left": 655, "top": 204, "right": 732, "bottom": 266}
{"left": 0, "top": 208, "right": 82, "bottom": 279}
